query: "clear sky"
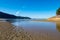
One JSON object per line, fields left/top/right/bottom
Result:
{"left": 0, "top": 0, "right": 60, "bottom": 18}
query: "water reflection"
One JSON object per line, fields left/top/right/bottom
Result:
{"left": 56, "top": 22, "right": 60, "bottom": 32}
{"left": 10, "top": 19, "right": 60, "bottom": 33}
{"left": 9, "top": 20, "right": 60, "bottom": 40}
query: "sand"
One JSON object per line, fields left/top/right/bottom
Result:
{"left": 0, "top": 20, "right": 60, "bottom": 40}
{"left": 0, "top": 21, "right": 32, "bottom": 40}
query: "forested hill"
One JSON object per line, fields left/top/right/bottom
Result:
{"left": 0, "top": 12, "right": 31, "bottom": 19}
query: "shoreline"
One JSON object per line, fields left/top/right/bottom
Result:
{"left": 0, "top": 21, "right": 32, "bottom": 40}
{"left": 0, "top": 19, "right": 60, "bottom": 40}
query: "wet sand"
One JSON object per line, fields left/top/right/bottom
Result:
{"left": 17, "top": 21, "right": 60, "bottom": 40}
{"left": 24, "top": 29, "right": 60, "bottom": 40}
{"left": 0, "top": 21, "right": 32, "bottom": 40}
{"left": 0, "top": 20, "right": 60, "bottom": 40}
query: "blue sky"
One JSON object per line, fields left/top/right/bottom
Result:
{"left": 0, "top": 0, "right": 60, "bottom": 18}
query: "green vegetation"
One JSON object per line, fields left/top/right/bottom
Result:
{"left": 56, "top": 8, "right": 60, "bottom": 15}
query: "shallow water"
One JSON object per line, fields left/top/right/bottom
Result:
{"left": 12, "top": 20, "right": 60, "bottom": 40}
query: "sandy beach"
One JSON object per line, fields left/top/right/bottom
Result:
{"left": 0, "top": 19, "right": 60, "bottom": 40}
{"left": 0, "top": 20, "right": 32, "bottom": 40}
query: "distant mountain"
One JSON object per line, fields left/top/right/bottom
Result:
{"left": 0, "top": 12, "right": 31, "bottom": 19}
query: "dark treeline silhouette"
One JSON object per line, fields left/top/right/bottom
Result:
{"left": 56, "top": 8, "right": 60, "bottom": 15}
{"left": 0, "top": 12, "right": 31, "bottom": 19}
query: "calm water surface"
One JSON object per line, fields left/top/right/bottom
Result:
{"left": 12, "top": 20, "right": 58, "bottom": 32}
{"left": 12, "top": 20, "right": 60, "bottom": 40}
